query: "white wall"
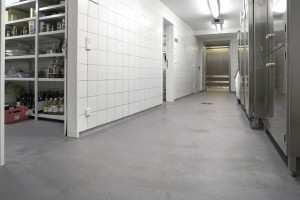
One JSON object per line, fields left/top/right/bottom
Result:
{"left": 73, "top": 0, "right": 201, "bottom": 135}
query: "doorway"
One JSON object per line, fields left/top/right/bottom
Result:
{"left": 204, "top": 42, "right": 230, "bottom": 92}
{"left": 162, "top": 19, "right": 174, "bottom": 102}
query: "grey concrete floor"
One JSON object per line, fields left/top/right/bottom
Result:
{"left": 0, "top": 92, "right": 300, "bottom": 200}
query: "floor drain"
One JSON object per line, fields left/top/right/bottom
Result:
{"left": 201, "top": 102, "right": 213, "bottom": 105}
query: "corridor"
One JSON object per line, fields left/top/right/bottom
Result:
{"left": 0, "top": 92, "right": 300, "bottom": 200}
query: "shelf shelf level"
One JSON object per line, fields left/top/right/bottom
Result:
{"left": 6, "top": 0, "right": 36, "bottom": 12}
{"left": 39, "top": 53, "right": 64, "bottom": 58}
{"left": 5, "top": 78, "right": 35, "bottom": 81}
{"left": 5, "top": 17, "right": 36, "bottom": 26}
{"left": 38, "top": 78, "right": 64, "bottom": 82}
{"left": 5, "top": 34, "right": 35, "bottom": 42}
{"left": 39, "top": 3, "right": 65, "bottom": 12}
{"left": 5, "top": 55, "right": 35, "bottom": 60}
{"left": 39, "top": 13, "right": 65, "bottom": 21}
{"left": 38, "top": 114, "right": 64, "bottom": 121}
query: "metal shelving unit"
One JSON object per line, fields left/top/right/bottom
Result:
{"left": 4, "top": 0, "right": 67, "bottom": 122}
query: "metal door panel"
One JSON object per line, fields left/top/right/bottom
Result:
{"left": 253, "top": 0, "right": 268, "bottom": 118}
{"left": 268, "top": 45, "right": 287, "bottom": 154}
{"left": 267, "top": 0, "right": 286, "bottom": 53}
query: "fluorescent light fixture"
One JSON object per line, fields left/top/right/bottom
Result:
{"left": 215, "top": 24, "right": 222, "bottom": 32}
{"left": 208, "top": 0, "right": 220, "bottom": 18}
{"left": 273, "top": 0, "right": 286, "bottom": 13}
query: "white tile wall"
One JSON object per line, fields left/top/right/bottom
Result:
{"left": 76, "top": 0, "right": 201, "bottom": 134}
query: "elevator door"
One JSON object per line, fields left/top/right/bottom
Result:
{"left": 206, "top": 47, "right": 230, "bottom": 91}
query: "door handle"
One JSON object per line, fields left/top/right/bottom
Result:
{"left": 266, "top": 33, "right": 276, "bottom": 40}
{"left": 266, "top": 63, "right": 276, "bottom": 68}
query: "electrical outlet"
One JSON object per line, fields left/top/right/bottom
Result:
{"left": 85, "top": 108, "right": 92, "bottom": 117}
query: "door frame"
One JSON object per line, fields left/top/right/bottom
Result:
{"left": 0, "top": 0, "right": 5, "bottom": 166}
{"left": 163, "top": 19, "right": 174, "bottom": 102}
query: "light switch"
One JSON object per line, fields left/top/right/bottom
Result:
{"left": 85, "top": 108, "right": 92, "bottom": 117}
{"left": 86, "top": 37, "right": 92, "bottom": 51}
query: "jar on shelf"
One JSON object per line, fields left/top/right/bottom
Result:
{"left": 28, "top": 21, "right": 35, "bottom": 34}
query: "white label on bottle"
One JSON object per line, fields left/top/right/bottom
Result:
{"left": 52, "top": 106, "right": 58, "bottom": 113}
{"left": 59, "top": 106, "right": 64, "bottom": 113}
{"left": 48, "top": 107, "right": 53, "bottom": 113}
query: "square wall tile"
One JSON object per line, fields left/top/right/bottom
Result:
{"left": 98, "top": 35, "right": 108, "bottom": 51}
{"left": 116, "top": 80, "right": 122, "bottom": 92}
{"left": 98, "top": 110, "right": 107, "bottom": 126}
{"left": 98, "top": 20, "right": 108, "bottom": 36}
{"left": 122, "top": 104, "right": 129, "bottom": 117}
{"left": 88, "top": 16, "right": 99, "bottom": 34}
{"left": 88, "top": 32, "right": 98, "bottom": 50}
{"left": 88, "top": 1, "right": 99, "bottom": 19}
{"left": 107, "top": 10, "right": 116, "bottom": 25}
{"left": 98, "top": 95, "right": 107, "bottom": 110}
{"left": 116, "top": 54, "right": 123, "bottom": 67}
{"left": 88, "top": 96, "right": 98, "bottom": 113}
{"left": 78, "top": 98, "right": 87, "bottom": 115}
{"left": 78, "top": 47, "right": 87, "bottom": 64}
{"left": 78, "top": 64, "right": 87, "bottom": 81}
{"left": 78, "top": 81, "right": 87, "bottom": 98}
{"left": 98, "top": 65, "right": 108, "bottom": 80}
{"left": 78, "top": 115, "right": 88, "bottom": 132}
{"left": 98, "top": 50, "right": 108, "bottom": 66}
{"left": 108, "top": 52, "right": 116, "bottom": 66}
{"left": 107, "top": 66, "right": 116, "bottom": 79}
{"left": 98, "top": 81, "right": 107, "bottom": 95}
{"left": 107, "top": 94, "right": 115, "bottom": 108}
{"left": 78, "top": 0, "right": 88, "bottom": 15}
{"left": 115, "top": 93, "right": 122, "bottom": 106}
{"left": 107, "top": 108, "right": 115, "bottom": 123}
{"left": 107, "top": 24, "right": 116, "bottom": 39}
{"left": 99, "top": 6, "right": 108, "bottom": 22}
{"left": 115, "top": 106, "right": 123, "bottom": 120}
{"left": 78, "top": 13, "right": 88, "bottom": 31}
{"left": 88, "top": 81, "right": 98, "bottom": 97}
{"left": 123, "top": 92, "right": 128, "bottom": 104}
{"left": 108, "top": 38, "right": 116, "bottom": 52}
{"left": 88, "top": 49, "right": 98, "bottom": 65}
{"left": 88, "top": 112, "right": 98, "bottom": 129}
{"left": 78, "top": 30, "right": 87, "bottom": 48}
{"left": 107, "top": 80, "right": 116, "bottom": 94}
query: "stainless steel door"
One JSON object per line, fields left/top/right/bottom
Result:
{"left": 265, "top": 0, "right": 287, "bottom": 154}
{"left": 268, "top": 46, "right": 287, "bottom": 154}
{"left": 267, "top": 0, "right": 286, "bottom": 52}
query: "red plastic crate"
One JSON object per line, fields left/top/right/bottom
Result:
{"left": 5, "top": 106, "right": 29, "bottom": 124}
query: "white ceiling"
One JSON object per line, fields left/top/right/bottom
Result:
{"left": 160, "top": 0, "right": 243, "bottom": 35}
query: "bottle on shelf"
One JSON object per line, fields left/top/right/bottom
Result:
{"left": 52, "top": 98, "right": 59, "bottom": 115}
{"left": 47, "top": 98, "right": 53, "bottom": 115}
